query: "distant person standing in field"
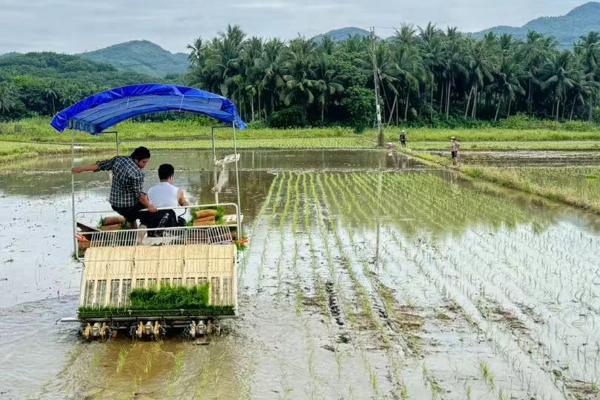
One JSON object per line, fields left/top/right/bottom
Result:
{"left": 451, "top": 136, "right": 460, "bottom": 165}
{"left": 399, "top": 130, "right": 407, "bottom": 148}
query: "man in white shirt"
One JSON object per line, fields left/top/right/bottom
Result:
{"left": 146, "top": 164, "right": 189, "bottom": 232}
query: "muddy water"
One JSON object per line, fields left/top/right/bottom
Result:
{"left": 1, "top": 149, "right": 600, "bottom": 399}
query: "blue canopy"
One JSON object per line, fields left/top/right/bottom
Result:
{"left": 51, "top": 84, "right": 247, "bottom": 134}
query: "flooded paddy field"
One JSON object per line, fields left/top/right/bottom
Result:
{"left": 1, "top": 149, "right": 600, "bottom": 399}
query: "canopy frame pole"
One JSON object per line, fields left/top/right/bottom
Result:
{"left": 115, "top": 131, "right": 120, "bottom": 156}
{"left": 71, "top": 129, "right": 77, "bottom": 257}
{"left": 211, "top": 126, "right": 219, "bottom": 204}
{"left": 232, "top": 122, "right": 242, "bottom": 236}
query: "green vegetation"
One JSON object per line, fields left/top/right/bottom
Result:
{"left": 78, "top": 285, "right": 235, "bottom": 318}
{"left": 129, "top": 285, "right": 209, "bottom": 310}
{"left": 79, "top": 40, "right": 188, "bottom": 78}
{"left": 4, "top": 18, "right": 600, "bottom": 131}
{"left": 2, "top": 116, "right": 600, "bottom": 143}
{"left": 0, "top": 52, "right": 162, "bottom": 119}
{"left": 463, "top": 166, "right": 600, "bottom": 213}
{"left": 1, "top": 117, "right": 600, "bottom": 164}
{"left": 187, "top": 24, "right": 600, "bottom": 127}
{"left": 406, "top": 151, "right": 600, "bottom": 214}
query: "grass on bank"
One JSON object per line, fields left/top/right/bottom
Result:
{"left": 408, "top": 152, "right": 600, "bottom": 214}
{"left": 465, "top": 166, "right": 600, "bottom": 213}
{"left": 1, "top": 117, "right": 600, "bottom": 164}
{"left": 1, "top": 117, "right": 600, "bottom": 144}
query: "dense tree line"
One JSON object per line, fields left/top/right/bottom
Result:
{"left": 0, "top": 53, "right": 163, "bottom": 120}
{"left": 1, "top": 26, "right": 600, "bottom": 130}
{"left": 187, "top": 25, "right": 600, "bottom": 129}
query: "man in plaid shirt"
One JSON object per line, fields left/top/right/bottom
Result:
{"left": 72, "top": 146, "right": 158, "bottom": 225}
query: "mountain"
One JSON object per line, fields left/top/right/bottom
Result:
{"left": 0, "top": 52, "right": 158, "bottom": 86}
{"left": 313, "top": 27, "right": 370, "bottom": 42}
{"left": 79, "top": 40, "right": 188, "bottom": 78}
{"left": 475, "top": 2, "right": 600, "bottom": 47}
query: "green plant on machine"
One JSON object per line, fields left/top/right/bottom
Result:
{"left": 129, "top": 285, "right": 209, "bottom": 309}
{"left": 78, "top": 285, "right": 235, "bottom": 317}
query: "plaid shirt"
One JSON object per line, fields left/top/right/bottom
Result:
{"left": 97, "top": 157, "right": 145, "bottom": 208}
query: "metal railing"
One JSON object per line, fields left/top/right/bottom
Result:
{"left": 76, "top": 203, "right": 241, "bottom": 260}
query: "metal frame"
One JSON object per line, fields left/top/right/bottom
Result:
{"left": 75, "top": 203, "right": 241, "bottom": 260}
{"left": 70, "top": 123, "right": 244, "bottom": 255}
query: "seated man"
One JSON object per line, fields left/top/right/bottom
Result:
{"left": 146, "top": 163, "right": 189, "bottom": 232}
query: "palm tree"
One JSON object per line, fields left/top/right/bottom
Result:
{"left": 312, "top": 53, "right": 344, "bottom": 122}
{"left": 491, "top": 58, "right": 525, "bottom": 120}
{"left": 439, "top": 27, "right": 467, "bottom": 119}
{"left": 242, "top": 37, "right": 264, "bottom": 120}
{"left": 187, "top": 37, "right": 204, "bottom": 67}
{"left": 575, "top": 32, "right": 600, "bottom": 119}
{"left": 0, "top": 82, "right": 17, "bottom": 115}
{"left": 464, "top": 37, "right": 497, "bottom": 118}
{"left": 43, "top": 84, "right": 59, "bottom": 115}
{"left": 282, "top": 38, "right": 317, "bottom": 113}
{"left": 419, "top": 23, "right": 444, "bottom": 119}
{"left": 520, "top": 31, "right": 556, "bottom": 115}
{"left": 203, "top": 25, "right": 246, "bottom": 101}
{"left": 541, "top": 51, "right": 579, "bottom": 120}
{"left": 389, "top": 31, "right": 423, "bottom": 122}
{"left": 259, "top": 39, "right": 285, "bottom": 116}
{"left": 369, "top": 41, "right": 399, "bottom": 123}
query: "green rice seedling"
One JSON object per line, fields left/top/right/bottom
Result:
{"left": 116, "top": 348, "right": 128, "bottom": 374}
{"left": 422, "top": 365, "right": 443, "bottom": 400}
{"left": 480, "top": 361, "right": 495, "bottom": 391}
{"left": 317, "top": 173, "right": 410, "bottom": 394}
{"left": 129, "top": 285, "right": 210, "bottom": 310}
{"left": 78, "top": 284, "right": 236, "bottom": 317}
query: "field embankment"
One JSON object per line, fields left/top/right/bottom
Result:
{"left": 410, "top": 152, "right": 600, "bottom": 214}
{"left": 1, "top": 117, "right": 600, "bottom": 164}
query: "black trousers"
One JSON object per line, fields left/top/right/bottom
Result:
{"left": 112, "top": 203, "right": 147, "bottom": 224}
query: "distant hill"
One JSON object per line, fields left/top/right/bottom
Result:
{"left": 79, "top": 40, "right": 188, "bottom": 78}
{"left": 313, "top": 27, "right": 370, "bottom": 42}
{"left": 0, "top": 52, "right": 157, "bottom": 86}
{"left": 0, "top": 52, "right": 167, "bottom": 118}
{"left": 475, "top": 2, "right": 600, "bottom": 47}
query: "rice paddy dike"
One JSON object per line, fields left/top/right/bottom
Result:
{"left": 1, "top": 149, "right": 600, "bottom": 399}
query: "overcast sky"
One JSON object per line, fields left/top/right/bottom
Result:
{"left": 0, "top": 0, "right": 591, "bottom": 54}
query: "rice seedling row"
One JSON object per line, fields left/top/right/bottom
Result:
{"left": 366, "top": 173, "right": 592, "bottom": 392}
{"left": 331, "top": 172, "right": 529, "bottom": 397}
{"left": 239, "top": 172, "right": 280, "bottom": 285}
{"left": 426, "top": 237, "right": 595, "bottom": 394}
{"left": 313, "top": 173, "right": 397, "bottom": 397}
{"left": 306, "top": 172, "right": 394, "bottom": 398}
{"left": 317, "top": 173, "right": 414, "bottom": 397}
{"left": 342, "top": 170, "right": 568, "bottom": 398}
